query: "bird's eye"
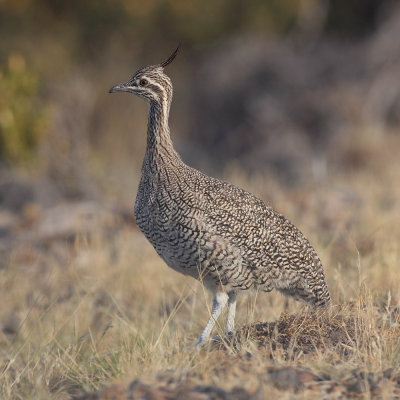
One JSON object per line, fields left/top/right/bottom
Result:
{"left": 139, "top": 79, "right": 148, "bottom": 86}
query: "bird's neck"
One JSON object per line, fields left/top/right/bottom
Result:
{"left": 145, "top": 100, "right": 180, "bottom": 165}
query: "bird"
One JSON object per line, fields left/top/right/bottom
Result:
{"left": 109, "top": 46, "right": 331, "bottom": 346}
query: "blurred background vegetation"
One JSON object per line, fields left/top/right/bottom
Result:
{"left": 0, "top": 0, "right": 399, "bottom": 202}
{"left": 2, "top": 3, "right": 400, "bottom": 398}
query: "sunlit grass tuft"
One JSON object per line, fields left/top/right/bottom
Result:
{"left": 1, "top": 158, "right": 400, "bottom": 398}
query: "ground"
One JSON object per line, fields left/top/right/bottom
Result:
{"left": 1, "top": 143, "right": 400, "bottom": 399}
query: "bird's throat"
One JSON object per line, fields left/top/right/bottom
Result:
{"left": 145, "top": 100, "right": 180, "bottom": 168}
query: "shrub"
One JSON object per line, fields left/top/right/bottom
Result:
{"left": 0, "top": 52, "right": 48, "bottom": 165}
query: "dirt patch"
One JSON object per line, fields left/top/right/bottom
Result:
{"left": 215, "top": 305, "right": 400, "bottom": 359}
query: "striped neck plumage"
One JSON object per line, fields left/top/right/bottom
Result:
{"left": 146, "top": 97, "right": 179, "bottom": 161}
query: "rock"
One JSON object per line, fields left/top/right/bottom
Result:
{"left": 0, "top": 209, "right": 19, "bottom": 238}
{"left": 383, "top": 368, "right": 395, "bottom": 380}
{"left": 0, "top": 180, "right": 34, "bottom": 212}
{"left": 79, "top": 385, "right": 124, "bottom": 399}
{"left": 327, "top": 383, "right": 345, "bottom": 395}
{"left": 345, "top": 379, "right": 366, "bottom": 395}
{"left": 266, "top": 367, "right": 318, "bottom": 392}
{"left": 36, "top": 201, "right": 116, "bottom": 240}
{"left": 1, "top": 315, "right": 20, "bottom": 336}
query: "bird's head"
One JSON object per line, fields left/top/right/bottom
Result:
{"left": 109, "top": 46, "right": 179, "bottom": 104}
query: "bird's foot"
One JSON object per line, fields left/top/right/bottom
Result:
{"left": 186, "top": 335, "right": 208, "bottom": 349}
{"left": 187, "top": 331, "right": 236, "bottom": 349}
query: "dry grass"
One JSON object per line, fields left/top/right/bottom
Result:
{"left": 1, "top": 142, "right": 400, "bottom": 399}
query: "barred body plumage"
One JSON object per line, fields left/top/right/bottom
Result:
{"left": 110, "top": 47, "right": 330, "bottom": 346}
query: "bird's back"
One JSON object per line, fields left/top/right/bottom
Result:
{"left": 135, "top": 158, "right": 330, "bottom": 306}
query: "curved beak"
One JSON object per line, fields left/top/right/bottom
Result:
{"left": 109, "top": 81, "right": 130, "bottom": 93}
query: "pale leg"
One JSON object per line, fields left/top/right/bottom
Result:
{"left": 195, "top": 291, "right": 228, "bottom": 346}
{"left": 225, "top": 291, "right": 237, "bottom": 334}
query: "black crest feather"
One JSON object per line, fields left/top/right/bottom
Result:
{"left": 159, "top": 44, "right": 180, "bottom": 68}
